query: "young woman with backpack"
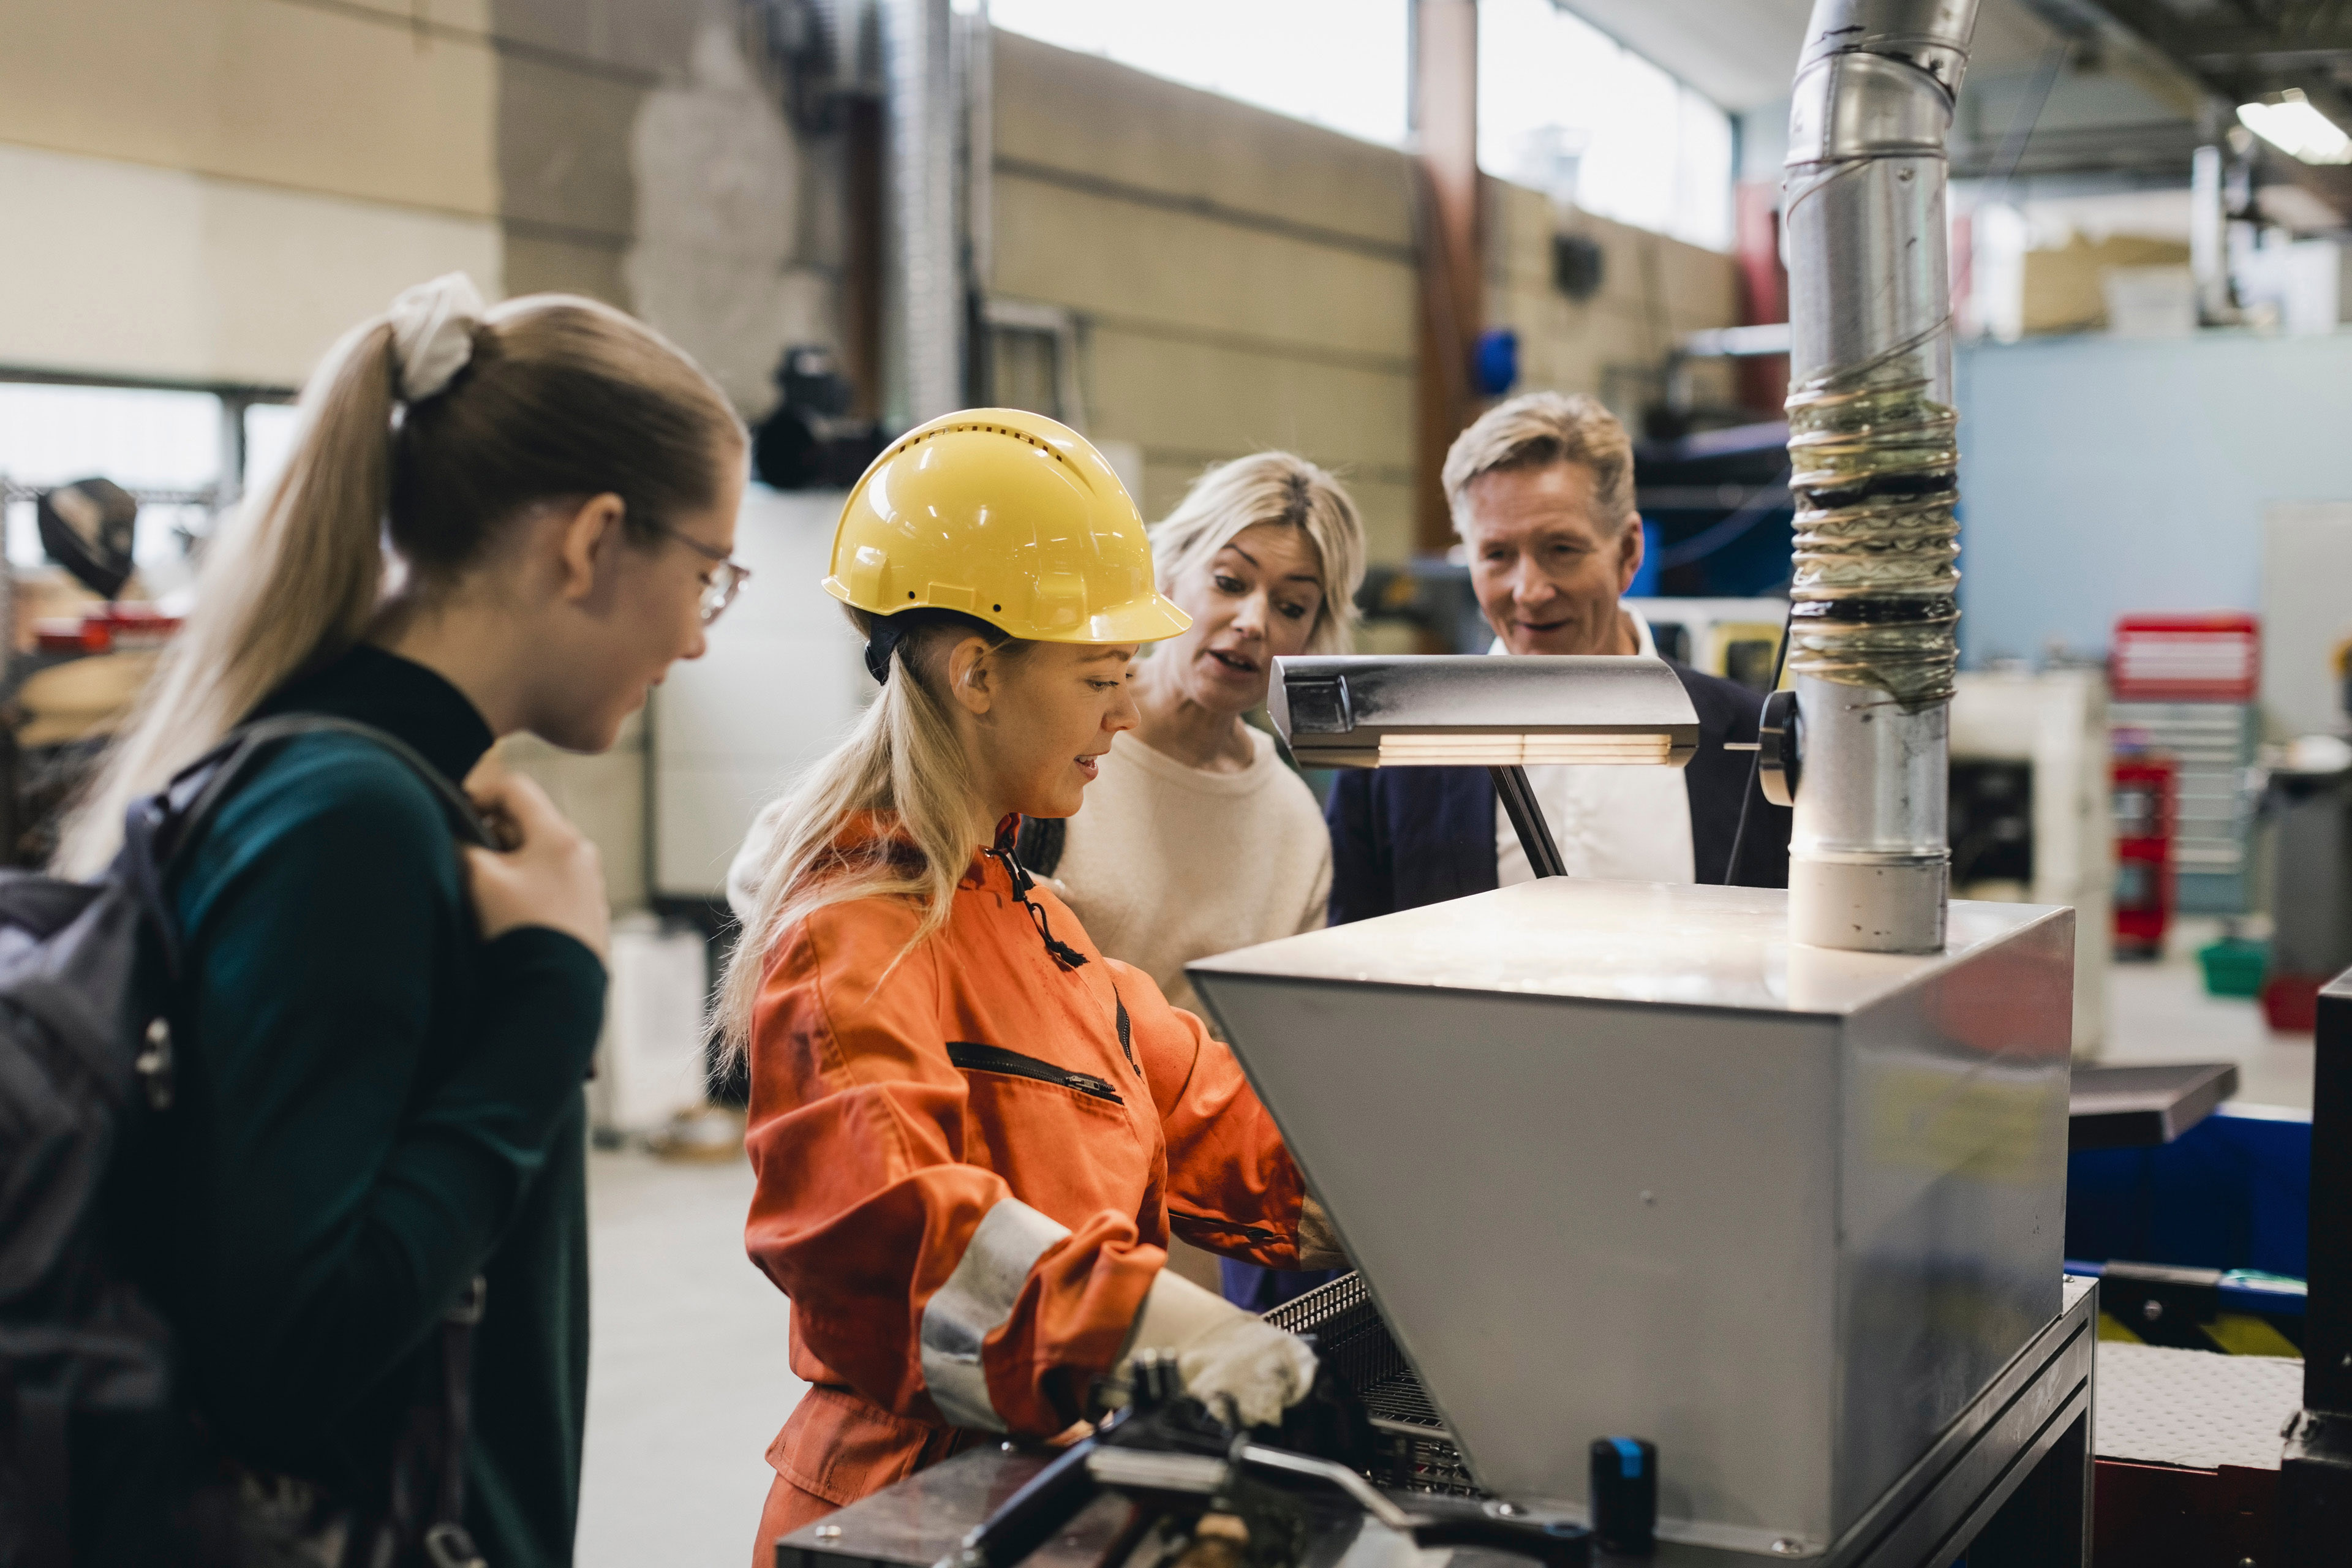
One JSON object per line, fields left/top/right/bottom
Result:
{"left": 717, "top": 410, "right": 1343, "bottom": 1559}
{"left": 55, "top": 273, "right": 747, "bottom": 1566}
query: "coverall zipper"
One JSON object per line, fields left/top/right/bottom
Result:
{"left": 983, "top": 828, "right": 1140, "bottom": 1077}
{"left": 946, "top": 1041, "right": 1125, "bottom": 1104}
{"left": 1167, "top": 1208, "right": 1276, "bottom": 1245}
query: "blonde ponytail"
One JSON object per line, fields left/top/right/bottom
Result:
{"left": 55, "top": 320, "right": 399, "bottom": 876}
{"left": 714, "top": 610, "right": 1025, "bottom": 1060}
{"left": 54, "top": 284, "right": 742, "bottom": 877}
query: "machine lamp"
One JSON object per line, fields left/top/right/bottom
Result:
{"left": 2237, "top": 90, "right": 2352, "bottom": 166}
{"left": 1268, "top": 655, "right": 1699, "bottom": 878}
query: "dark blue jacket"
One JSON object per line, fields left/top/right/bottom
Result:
{"left": 1325, "top": 658, "right": 1791, "bottom": 924}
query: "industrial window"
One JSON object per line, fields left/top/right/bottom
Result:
{"left": 989, "top": 328, "right": 1062, "bottom": 420}
{"left": 0, "top": 379, "right": 295, "bottom": 594}
{"left": 981, "top": 300, "right": 1085, "bottom": 428}
{"left": 1479, "top": 0, "right": 1735, "bottom": 253}
{"left": 242, "top": 400, "right": 303, "bottom": 500}
{"left": 988, "top": 0, "right": 1411, "bottom": 148}
{"left": 990, "top": 0, "right": 1731, "bottom": 253}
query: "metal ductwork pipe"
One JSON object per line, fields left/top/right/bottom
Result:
{"left": 884, "top": 0, "right": 961, "bottom": 426}
{"left": 1781, "top": 0, "right": 1975, "bottom": 953}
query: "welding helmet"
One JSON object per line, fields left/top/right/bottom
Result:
{"left": 38, "top": 479, "right": 138, "bottom": 600}
{"left": 824, "top": 408, "right": 1190, "bottom": 649}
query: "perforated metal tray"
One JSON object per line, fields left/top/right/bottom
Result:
{"left": 1264, "top": 1272, "right": 1483, "bottom": 1498}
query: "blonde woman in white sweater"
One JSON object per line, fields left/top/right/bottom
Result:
{"left": 1014, "top": 453, "right": 1365, "bottom": 1309}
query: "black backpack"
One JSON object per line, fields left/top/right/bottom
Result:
{"left": 0, "top": 715, "right": 496, "bottom": 1567}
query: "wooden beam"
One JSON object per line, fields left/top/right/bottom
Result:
{"left": 842, "top": 96, "right": 886, "bottom": 424}
{"left": 1412, "top": 0, "right": 1479, "bottom": 557}
{"left": 1732, "top": 181, "right": 1788, "bottom": 421}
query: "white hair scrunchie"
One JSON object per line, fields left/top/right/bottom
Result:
{"left": 386, "top": 272, "right": 486, "bottom": 404}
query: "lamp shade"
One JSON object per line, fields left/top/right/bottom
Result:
{"left": 1268, "top": 655, "right": 1700, "bottom": 770}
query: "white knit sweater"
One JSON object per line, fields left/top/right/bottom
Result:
{"left": 1052, "top": 727, "right": 1330, "bottom": 1022}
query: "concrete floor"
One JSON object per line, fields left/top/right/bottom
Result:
{"left": 579, "top": 1148, "right": 803, "bottom": 1568}
{"left": 573, "top": 923, "right": 2318, "bottom": 1563}
{"left": 2103, "top": 916, "right": 2316, "bottom": 1109}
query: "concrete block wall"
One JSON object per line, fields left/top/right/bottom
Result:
{"left": 990, "top": 31, "right": 1421, "bottom": 562}
{"left": 1487, "top": 181, "right": 1741, "bottom": 420}
{"left": 0, "top": 0, "right": 834, "bottom": 403}
{"left": 991, "top": 29, "right": 1743, "bottom": 570}
{"left": 0, "top": 0, "right": 505, "bottom": 385}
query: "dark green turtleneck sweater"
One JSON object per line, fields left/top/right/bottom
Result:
{"left": 135, "top": 643, "right": 607, "bottom": 1565}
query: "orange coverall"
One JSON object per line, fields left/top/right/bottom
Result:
{"left": 742, "top": 818, "right": 1309, "bottom": 1550}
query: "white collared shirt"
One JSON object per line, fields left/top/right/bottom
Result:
{"left": 1491, "top": 607, "right": 1697, "bottom": 888}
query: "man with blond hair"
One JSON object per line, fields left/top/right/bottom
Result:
{"left": 1325, "top": 391, "right": 1789, "bottom": 919}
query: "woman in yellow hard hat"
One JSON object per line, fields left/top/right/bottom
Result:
{"left": 717, "top": 410, "right": 1338, "bottom": 1555}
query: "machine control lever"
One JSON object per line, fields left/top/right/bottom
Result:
{"left": 1235, "top": 1446, "right": 1591, "bottom": 1567}
{"left": 1758, "top": 689, "right": 1801, "bottom": 808}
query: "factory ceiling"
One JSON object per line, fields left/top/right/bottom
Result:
{"left": 1554, "top": 0, "right": 2352, "bottom": 220}
{"left": 1551, "top": 0, "right": 2060, "bottom": 111}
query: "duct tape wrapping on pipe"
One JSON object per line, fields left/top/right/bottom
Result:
{"left": 1781, "top": 0, "right": 1975, "bottom": 715}
{"left": 1784, "top": 369, "right": 1959, "bottom": 710}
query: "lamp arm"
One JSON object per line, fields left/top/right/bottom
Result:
{"left": 1490, "top": 766, "right": 1567, "bottom": 880}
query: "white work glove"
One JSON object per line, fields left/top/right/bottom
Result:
{"left": 1115, "top": 1268, "right": 1317, "bottom": 1429}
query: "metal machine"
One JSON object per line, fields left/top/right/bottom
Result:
{"left": 1186, "top": 883, "right": 2079, "bottom": 1562}
{"left": 776, "top": 4, "right": 2095, "bottom": 1566}
{"left": 1197, "top": 2, "right": 2086, "bottom": 1558}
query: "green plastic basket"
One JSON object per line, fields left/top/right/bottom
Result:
{"left": 2198, "top": 937, "right": 2269, "bottom": 998}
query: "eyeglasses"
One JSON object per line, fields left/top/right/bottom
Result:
{"left": 647, "top": 521, "right": 752, "bottom": 625}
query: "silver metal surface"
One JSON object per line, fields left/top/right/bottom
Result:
{"left": 885, "top": 0, "right": 960, "bottom": 425}
{"left": 1085, "top": 1449, "right": 1232, "bottom": 1494}
{"left": 1267, "top": 1274, "right": 2093, "bottom": 1566}
{"left": 1242, "top": 1446, "right": 1417, "bottom": 1530}
{"left": 1780, "top": 0, "right": 1974, "bottom": 952}
{"left": 1189, "top": 880, "right": 2072, "bottom": 1553}
{"left": 1788, "top": 674, "right": 1950, "bottom": 951}
{"left": 1267, "top": 655, "right": 1699, "bottom": 771}
{"left": 775, "top": 1449, "right": 1134, "bottom": 1568}
{"left": 1792, "top": 0, "right": 1973, "bottom": 86}
{"left": 2095, "top": 1341, "right": 2301, "bottom": 1471}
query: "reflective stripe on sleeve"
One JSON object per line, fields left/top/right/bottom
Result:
{"left": 919, "top": 1197, "right": 1071, "bottom": 1430}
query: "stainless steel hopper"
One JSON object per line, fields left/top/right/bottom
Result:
{"left": 1188, "top": 881, "right": 2071, "bottom": 1557}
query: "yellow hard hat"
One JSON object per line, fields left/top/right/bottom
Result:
{"left": 824, "top": 408, "right": 1190, "bottom": 644}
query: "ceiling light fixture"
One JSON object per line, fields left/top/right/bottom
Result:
{"left": 2237, "top": 90, "right": 2352, "bottom": 166}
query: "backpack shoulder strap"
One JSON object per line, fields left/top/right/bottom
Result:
{"left": 121, "top": 715, "right": 497, "bottom": 979}
{"left": 167, "top": 715, "right": 495, "bottom": 857}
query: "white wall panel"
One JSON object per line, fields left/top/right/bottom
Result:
{"left": 1956, "top": 332, "right": 2352, "bottom": 671}
{"left": 0, "top": 143, "right": 502, "bottom": 385}
{"left": 650, "top": 486, "right": 871, "bottom": 900}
